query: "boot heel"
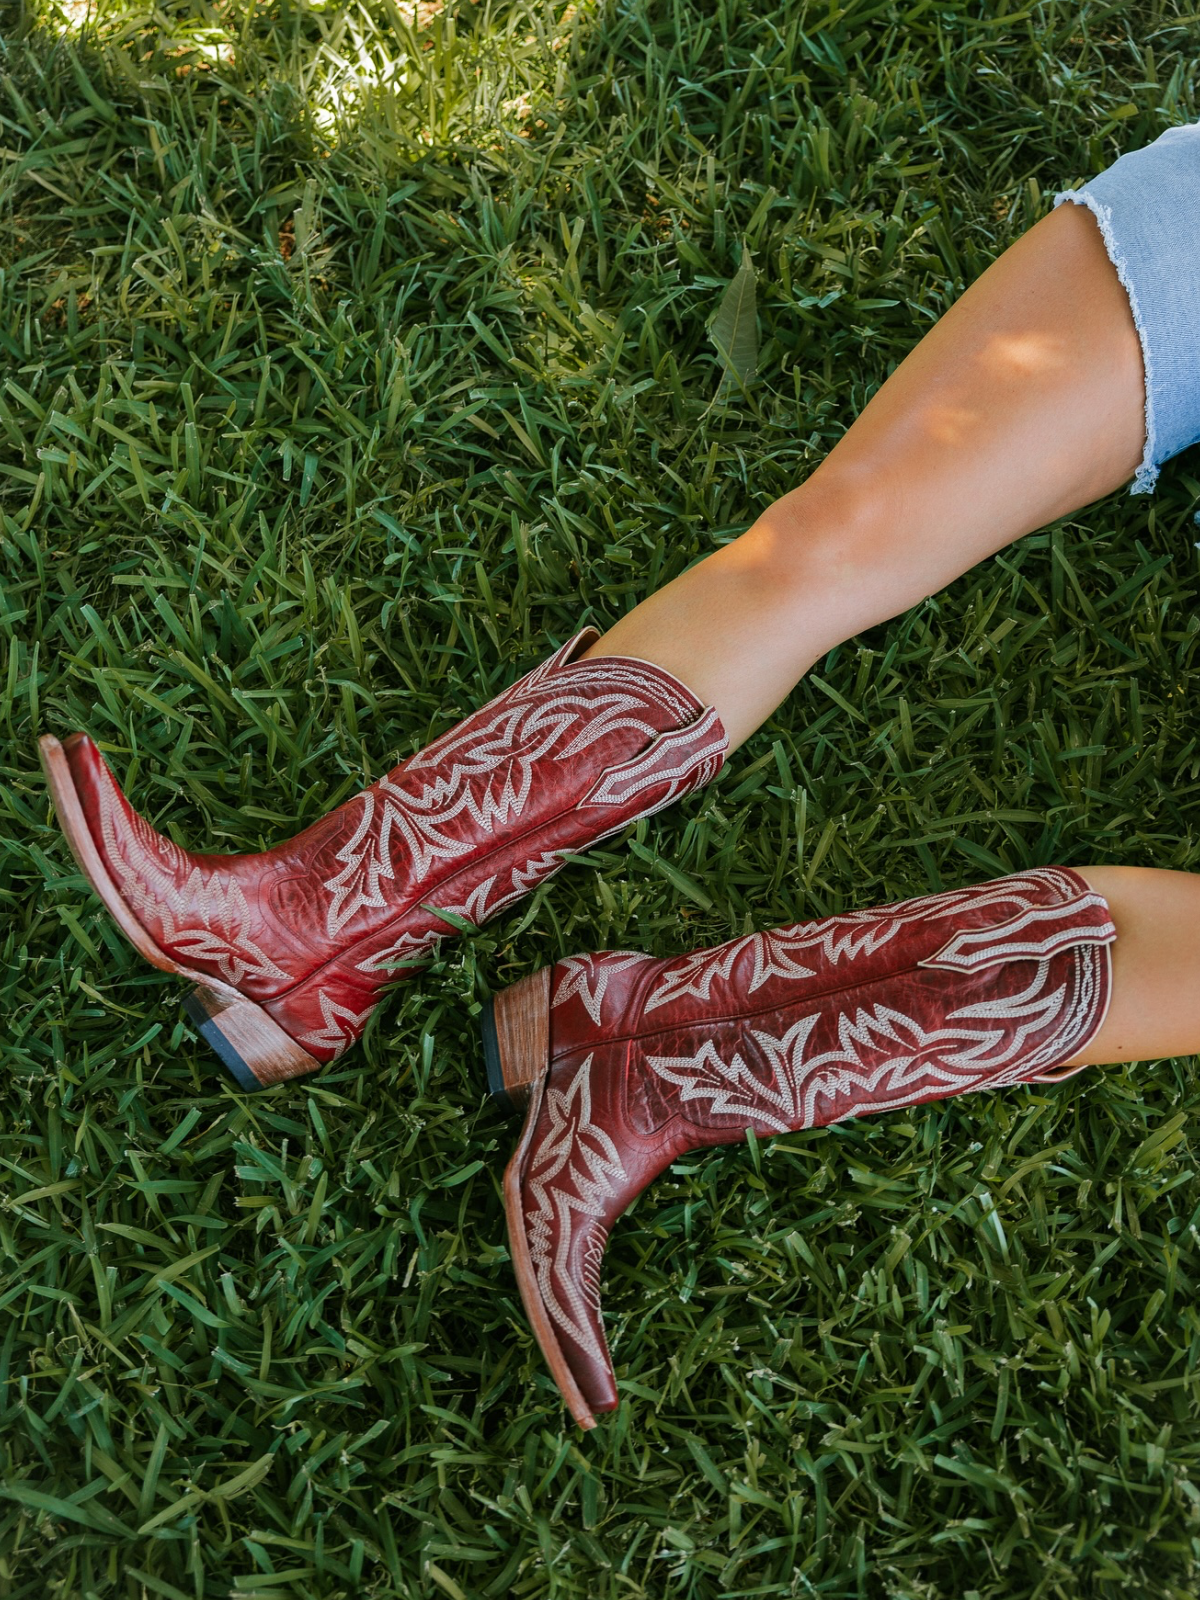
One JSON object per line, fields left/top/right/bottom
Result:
{"left": 183, "top": 987, "right": 322, "bottom": 1091}
{"left": 482, "top": 967, "right": 551, "bottom": 1114}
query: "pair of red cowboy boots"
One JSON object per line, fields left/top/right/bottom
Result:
{"left": 40, "top": 629, "right": 725, "bottom": 1085}
{"left": 41, "top": 630, "right": 1117, "bottom": 1429}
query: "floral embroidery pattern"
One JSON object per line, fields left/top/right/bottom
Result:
{"left": 552, "top": 952, "right": 656, "bottom": 1025}
{"left": 642, "top": 870, "right": 1103, "bottom": 1014}
{"left": 297, "top": 991, "right": 378, "bottom": 1056}
{"left": 320, "top": 661, "right": 721, "bottom": 940}
{"left": 524, "top": 1054, "right": 626, "bottom": 1365}
{"left": 98, "top": 764, "right": 293, "bottom": 987}
{"left": 647, "top": 957, "right": 1104, "bottom": 1133}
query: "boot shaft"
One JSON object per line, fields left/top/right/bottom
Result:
{"left": 544, "top": 868, "right": 1117, "bottom": 1146}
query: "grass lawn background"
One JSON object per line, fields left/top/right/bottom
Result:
{"left": 4, "top": 0, "right": 1200, "bottom": 1594}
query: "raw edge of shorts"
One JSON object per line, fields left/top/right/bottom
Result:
{"left": 1054, "top": 187, "right": 1158, "bottom": 495}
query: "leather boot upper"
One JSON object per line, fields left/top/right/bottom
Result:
{"left": 65, "top": 631, "right": 727, "bottom": 1059}
{"left": 512, "top": 868, "right": 1117, "bottom": 1415}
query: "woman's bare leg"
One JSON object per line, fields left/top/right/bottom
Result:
{"left": 1069, "top": 868, "right": 1200, "bottom": 1066}
{"left": 589, "top": 202, "right": 1145, "bottom": 750}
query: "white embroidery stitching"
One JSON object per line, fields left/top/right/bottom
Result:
{"left": 643, "top": 931, "right": 818, "bottom": 1013}
{"left": 552, "top": 952, "right": 656, "bottom": 1025}
{"left": 923, "top": 895, "right": 1116, "bottom": 971}
{"left": 646, "top": 949, "right": 1102, "bottom": 1131}
{"left": 298, "top": 991, "right": 378, "bottom": 1055}
{"left": 319, "top": 669, "right": 722, "bottom": 940}
{"left": 353, "top": 925, "right": 445, "bottom": 976}
{"left": 524, "top": 1054, "right": 625, "bottom": 1367}
{"left": 582, "top": 708, "right": 728, "bottom": 809}
{"left": 96, "top": 763, "right": 294, "bottom": 986}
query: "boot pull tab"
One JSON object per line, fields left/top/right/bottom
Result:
{"left": 579, "top": 705, "right": 728, "bottom": 810}
{"left": 919, "top": 890, "right": 1117, "bottom": 974}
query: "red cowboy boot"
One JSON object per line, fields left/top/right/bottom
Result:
{"left": 487, "top": 867, "right": 1116, "bottom": 1428}
{"left": 40, "top": 629, "right": 726, "bottom": 1089}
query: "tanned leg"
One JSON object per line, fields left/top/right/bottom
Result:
{"left": 589, "top": 202, "right": 1146, "bottom": 750}
{"left": 1068, "top": 867, "right": 1200, "bottom": 1066}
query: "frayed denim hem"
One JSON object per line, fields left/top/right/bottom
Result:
{"left": 1054, "top": 187, "right": 1158, "bottom": 495}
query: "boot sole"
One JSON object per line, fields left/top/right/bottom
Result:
{"left": 489, "top": 968, "right": 598, "bottom": 1431}
{"left": 38, "top": 733, "right": 322, "bottom": 1091}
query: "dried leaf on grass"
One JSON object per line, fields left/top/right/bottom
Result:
{"left": 709, "top": 243, "right": 758, "bottom": 396}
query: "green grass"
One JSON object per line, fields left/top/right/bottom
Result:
{"left": 4, "top": 0, "right": 1200, "bottom": 1594}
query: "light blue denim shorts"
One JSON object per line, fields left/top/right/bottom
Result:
{"left": 1055, "top": 122, "right": 1200, "bottom": 493}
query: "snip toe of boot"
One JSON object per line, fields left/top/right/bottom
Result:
{"left": 39, "top": 732, "right": 324, "bottom": 1091}
{"left": 503, "top": 1071, "right": 612, "bottom": 1429}
{"left": 39, "top": 731, "right": 184, "bottom": 978}
{"left": 502, "top": 1044, "right": 624, "bottom": 1428}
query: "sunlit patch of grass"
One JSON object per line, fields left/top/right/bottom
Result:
{"left": 47, "top": 0, "right": 95, "bottom": 27}
{"left": 37, "top": 0, "right": 584, "bottom": 152}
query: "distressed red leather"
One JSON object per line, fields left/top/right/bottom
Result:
{"left": 507, "top": 868, "right": 1116, "bottom": 1419}
{"left": 62, "top": 630, "right": 727, "bottom": 1062}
